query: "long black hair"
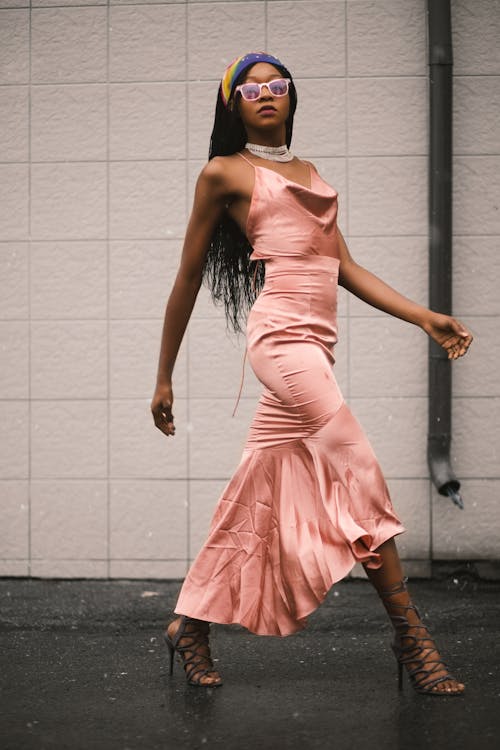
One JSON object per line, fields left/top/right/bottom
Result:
{"left": 202, "top": 61, "right": 297, "bottom": 333}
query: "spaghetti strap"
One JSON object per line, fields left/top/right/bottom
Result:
{"left": 237, "top": 151, "right": 255, "bottom": 167}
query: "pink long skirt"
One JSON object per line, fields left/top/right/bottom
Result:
{"left": 175, "top": 256, "right": 405, "bottom": 636}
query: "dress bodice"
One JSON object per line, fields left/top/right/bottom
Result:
{"left": 239, "top": 155, "right": 340, "bottom": 261}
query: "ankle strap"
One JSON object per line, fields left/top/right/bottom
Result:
{"left": 379, "top": 577, "right": 408, "bottom": 599}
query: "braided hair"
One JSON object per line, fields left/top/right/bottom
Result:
{"left": 202, "top": 57, "right": 297, "bottom": 332}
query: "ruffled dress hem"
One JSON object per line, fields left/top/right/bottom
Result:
{"left": 174, "top": 524, "right": 405, "bottom": 637}
{"left": 174, "top": 430, "right": 406, "bottom": 637}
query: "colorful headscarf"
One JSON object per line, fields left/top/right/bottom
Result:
{"left": 220, "top": 52, "right": 285, "bottom": 108}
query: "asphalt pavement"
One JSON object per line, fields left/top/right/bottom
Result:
{"left": 1, "top": 575, "right": 499, "bottom": 750}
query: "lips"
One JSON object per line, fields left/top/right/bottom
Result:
{"left": 257, "top": 105, "right": 277, "bottom": 114}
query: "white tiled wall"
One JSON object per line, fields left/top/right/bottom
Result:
{"left": 1, "top": 0, "right": 499, "bottom": 578}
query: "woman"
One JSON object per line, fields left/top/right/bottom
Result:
{"left": 151, "top": 53, "right": 472, "bottom": 694}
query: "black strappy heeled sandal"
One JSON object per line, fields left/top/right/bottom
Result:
{"left": 380, "top": 579, "right": 465, "bottom": 696}
{"left": 164, "top": 615, "right": 223, "bottom": 687}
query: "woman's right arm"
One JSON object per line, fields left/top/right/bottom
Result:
{"left": 151, "top": 159, "right": 228, "bottom": 436}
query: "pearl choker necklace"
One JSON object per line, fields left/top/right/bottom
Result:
{"left": 245, "top": 142, "right": 294, "bottom": 163}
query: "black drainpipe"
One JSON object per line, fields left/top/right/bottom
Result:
{"left": 427, "top": 0, "right": 463, "bottom": 509}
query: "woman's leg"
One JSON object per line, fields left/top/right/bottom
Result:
{"left": 165, "top": 616, "right": 222, "bottom": 687}
{"left": 363, "top": 538, "right": 465, "bottom": 694}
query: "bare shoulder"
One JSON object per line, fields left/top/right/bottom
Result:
{"left": 197, "top": 153, "right": 248, "bottom": 197}
{"left": 199, "top": 154, "right": 244, "bottom": 183}
{"left": 193, "top": 157, "right": 231, "bottom": 204}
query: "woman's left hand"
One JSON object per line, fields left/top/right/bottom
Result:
{"left": 422, "top": 312, "right": 473, "bottom": 359}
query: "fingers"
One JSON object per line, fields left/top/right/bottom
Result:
{"left": 160, "top": 408, "right": 175, "bottom": 435}
{"left": 159, "top": 409, "right": 176, "bottom": 436}
{"left": 454, "top": 319, "right": 474, "bottom": 343}
{"left": 446, "top": 333, "right": 473, "bottom": 359}
{"left": 151, "top": 402, "right": 176, "bottom": 436}
{"left": 446, "top": 318, "right": 473, "bottom": 359}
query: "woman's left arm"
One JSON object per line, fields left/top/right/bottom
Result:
{"left": 337, "top": 228, "right": 473, "bottom": 360}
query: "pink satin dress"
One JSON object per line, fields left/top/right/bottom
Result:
{"left": 174, "top": 153, "right": 406, "bottom": 636}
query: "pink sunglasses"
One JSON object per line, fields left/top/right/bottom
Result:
{"left": 234, "top": 78, "right": 291, "bottom": 102}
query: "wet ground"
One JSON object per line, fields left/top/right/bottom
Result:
{"left": 1, "top": 576, "right": 499, "bottom": 750}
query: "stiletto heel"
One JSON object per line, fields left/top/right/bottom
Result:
{"left": 164, "top": 615, "right": 223, "bottom": 687}
{"left": 166, "top": 639, "right": 174, "bottom": 676}
{"left": 381, "top": 579, "right": 464, "bottom": 696}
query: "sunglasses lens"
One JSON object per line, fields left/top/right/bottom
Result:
{"left": 269, "top": 79, "right": 288, "bottom": 96}
{"left": 240, "top": 84, "right": 261, "bottom": 100}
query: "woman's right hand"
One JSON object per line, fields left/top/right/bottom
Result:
{"left": 151, "top": 381, "right": 175, "bottom": 436}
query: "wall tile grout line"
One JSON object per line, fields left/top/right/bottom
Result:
{"left": 106, "top": 0, "right": 111, "bottom": 578}
{"left": 4, "top": 232, "right": 500, "bottom": 242}
{"left": 3, "top": 394, "right": 500, "bottom": 402}
{"left": 20, "top": 151, "right": 500, "bottom": 162}
{"left": 27, "top": 0, "right": 32, "bottom": 577}
{"left": 3, "top": 475, "right": 500, "bottom": 482}
{"left": 264, "top": 0, "right": 267, "bottom": 50}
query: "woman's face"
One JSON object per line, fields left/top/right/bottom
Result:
{"left": 235, "top": 63, "right": 290, "bottom": 134}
